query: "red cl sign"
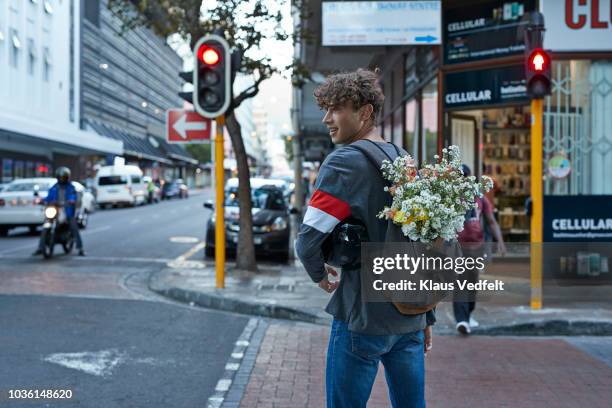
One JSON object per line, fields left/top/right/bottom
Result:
{"left": 166, "top": 109, "right": 212, "bottom": 144}
{"left": 565, "top": 0, "right": 611, "bottom": 29}
{"left": 543, "top": 0, "right": 612, "bottom": 51}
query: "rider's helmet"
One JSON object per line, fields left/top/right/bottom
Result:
{"left": 56, "top": 167, "right": 71, "bottom": 184}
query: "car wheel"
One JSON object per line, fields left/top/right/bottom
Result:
{"left": 277, "top": 250, "right": 290, "bottom": 263}
{"left": 28, "top": 226, "right": 38, "bottom": 235}
{"left": 0, "top": 228, "right": 8, "bottom": 237}
{"left": 205, "top": 246, "right": 215, "bottom": 258}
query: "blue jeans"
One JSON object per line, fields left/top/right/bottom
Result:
{"left": 326, "top": 319, "right": 425, "bottom": 408}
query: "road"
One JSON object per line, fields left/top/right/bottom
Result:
{"left": 1, "top": 192, "right": 611, "bottom": 407}
{"left": 0, "top": 191, "right": 254, "bottom": 407}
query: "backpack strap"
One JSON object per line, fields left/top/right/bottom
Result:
{"left": 348, "top": 139, "right": 402, "bottom": 180}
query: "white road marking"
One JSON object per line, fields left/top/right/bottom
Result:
{"left": 235, "top": 340, "right": 249, "bottom": 347}
{"left": 225, "top": 363, "right": 240, "bottom": 371}
{"left": 230, "top": 352, "right": 244, "bottom": 359}
{"left": 43, "top": 349, "right": 126, "bottom": 377}
{"left": 166, "top": 241, "right": 206, "bottom": 269}
{"left": 169, "top": 236, "right": 199, "bottom": 244}
{"left": 215, "top": 379, "right": 232, "bottom": 392}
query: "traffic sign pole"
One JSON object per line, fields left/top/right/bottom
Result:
{"left": 530, "top": 99, "right": 543, "bottom": 309}
{"left": 215, "top": 115, "right": 225, "bottom": 289}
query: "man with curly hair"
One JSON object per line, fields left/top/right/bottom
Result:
{"left": 296, "top": 69, "right": 434, "bottom": 408}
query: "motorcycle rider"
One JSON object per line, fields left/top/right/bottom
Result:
{"left": 32, "top": 167, "right": 85, "bottom": 256}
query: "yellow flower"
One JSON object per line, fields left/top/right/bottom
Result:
{"left": 393, "top": 210, "right": 406, "bottom": 223}
{"left": 417, "top": 212, "right": 429, "bottom": 222}
{"left": 404, "top": 214, "right": 415, "bottom": 225}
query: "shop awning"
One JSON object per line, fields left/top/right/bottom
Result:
{"left": 157, "top": 138, "right": 198, "bottom": 165}
{"left": 87, "top": 121, "right": 172, "bottom": 164}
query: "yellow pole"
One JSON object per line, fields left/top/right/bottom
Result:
{"left": 530, "top": 99, "right": 543, "bottom": 309}
{"left": 215, "top": 116, "right": 225, "bottom": 289}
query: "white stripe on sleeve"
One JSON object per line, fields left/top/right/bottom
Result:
{"left": 302, "top": 206, "right": 341, "bottom": 234}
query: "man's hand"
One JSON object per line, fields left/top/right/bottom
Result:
{"left": 424, "top": 326, "right": 433, "bottom": 355}
{"left": 318, "top": 264, "right": 339, "bottom": 293}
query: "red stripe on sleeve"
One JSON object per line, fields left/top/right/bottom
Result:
{"left": 308, "top": 189, "right": 351, "bottom": 221}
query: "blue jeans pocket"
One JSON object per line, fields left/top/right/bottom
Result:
{"left": 350, "top": 332, "right": 396, "bottom": 359}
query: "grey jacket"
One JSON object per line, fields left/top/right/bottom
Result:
{"left": 295, "top": 139, "right": 435, "bottom": 335}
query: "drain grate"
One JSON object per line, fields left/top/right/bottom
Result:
{"left": 257, "top": 283, "right": 295, "bottom": 292}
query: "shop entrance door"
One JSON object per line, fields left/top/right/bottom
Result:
{"left": 451, "top": 115, "right": 477, "bottom": 174}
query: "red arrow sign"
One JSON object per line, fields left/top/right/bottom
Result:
{"left": 166, "top": 109, "right": 212, "bottom": 143}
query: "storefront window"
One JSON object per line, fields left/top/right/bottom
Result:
{"left": 392, "top": 107, "right": 403, "bottom": 146}
{"left": 1, "top": 159, "right": 12, "bottom": 182}
{"left": 383, "top": 116, "right": 392, "bottom": 142}
{"left": 422, "top": 78, "right": 438, "bottom": 164}
{"left": 544, "top": 60, "right": 612, "bottom": 195}
{"left": 404, "top": 99, "right": 418, "bottom": 157}
{"left": 14, "top": 160, "right": 24, "bottom": 179}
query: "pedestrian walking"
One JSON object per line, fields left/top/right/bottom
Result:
{"left": 296, "top": 69, "right": 434, "bottom": 408}
{"left": 454, "top": 164, "right": 507, "bottom": 335}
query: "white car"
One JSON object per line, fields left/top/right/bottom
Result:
{"left": 0, "top": 178, "right": 56, "bottom": 236}
{"left": 95, "top": 165, "right": 146, "bottom": 208}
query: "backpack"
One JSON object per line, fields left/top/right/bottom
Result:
{"left": 349, "top": 139, "right": 461, "bottom": 315}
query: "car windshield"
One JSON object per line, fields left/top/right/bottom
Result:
{"left": 98, "top": 176, "right": 127, "bottom": 185}
{"left": 225, "top": 187, "right": 286, "bottom": 210}
{"left": 5, "top": 182, "right": 52, "bottom": 192}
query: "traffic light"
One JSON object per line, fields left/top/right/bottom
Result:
{"left": 193, "top": 35, "right": 231, "bottom": 118}
{"left": 525, "top": 48, "right": 551, "bottom": 99}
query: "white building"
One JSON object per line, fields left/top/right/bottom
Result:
{"left": 0, "top": 0, "right": 121, "bottom": 182}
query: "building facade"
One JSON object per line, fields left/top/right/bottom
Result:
{"left": 296, "top": 0, "right": 612, "bottom": 280}
{"left": 0, "top": 0, "right": 122, "bottom": 183}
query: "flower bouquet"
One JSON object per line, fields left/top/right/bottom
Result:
{"left": 378, "top": 145, "right": 493, "bottom": 243}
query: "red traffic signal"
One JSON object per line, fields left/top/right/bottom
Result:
{"left": 527, "top": 49, "right": 550, "bottom": 73}
{"left": 525, "top": 48, "right": 551, "bottom": 99}
{"left": 193, "top": 35, "right": 231, "bottom": 118}
{"left": 199, "top": 46, "right": 220, "bottom": 65}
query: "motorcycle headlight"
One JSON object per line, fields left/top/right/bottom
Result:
{"left": 270, "top": 216, "right": 288, "bottom": 231}
{"left": 44, "top": 207, "right": 58, "bottom": 219}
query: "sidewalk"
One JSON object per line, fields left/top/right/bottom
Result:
{"left": 149, "top": 258, "right": 612, "bottom": 336}
{"left": 232, "top": 320, "right": 612, "bottom": 408}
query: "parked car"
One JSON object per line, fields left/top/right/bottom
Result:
{"left": 204, "top": 178, "right": 290, "bottom": 260}
{"left": 0, "top": 178, "right": 56, "bottom": 236}
{"left": 72, "top": 181, "right": 96, "bottom": 229}
{"left": 95, "top": 165, "right": 146, "bottom": 208}
{"left": 161, "top": 179, "right": 188, "bottom": 200}
{"left": 0, "top": 183, "right": 7, "bottom": 192}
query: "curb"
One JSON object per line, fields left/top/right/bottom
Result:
{"left": 152, "top": 285, "right": 326, "bottom": 324}
{"left": 148, "top": 271, "right": 612, "bottom": 336}
{"left": 472, "top": 320, "right": 612, "bottom": 336}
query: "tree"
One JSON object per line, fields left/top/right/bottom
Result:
{"left": 108, "top": 0, "right": 310, "bottom": 272}
{"left": 185, "top": 144, "right": 211, "bottom": 164}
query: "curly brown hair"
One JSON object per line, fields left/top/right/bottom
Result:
{"left": 314, "top": 68, "right": 384, "bottom": 123}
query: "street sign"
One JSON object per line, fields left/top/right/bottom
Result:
{"left": 166, "top": 109, "right": 212, "bottom": 144}
{"left": 443, "top": 0, "right": 537, "bottom": 65}
{"left": 322, "top": 1, "right": 441, "bottom": 46}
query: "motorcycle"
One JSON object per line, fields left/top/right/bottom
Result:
{"left": 40, "top": 205, "right": 75, "bottom": 259}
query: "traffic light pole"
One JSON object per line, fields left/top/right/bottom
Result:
{"left": 215, "top": 115, "right": 225, "bottom": 288}
{"left": 530, "top": 99, "right": 543, "bottom": 309}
